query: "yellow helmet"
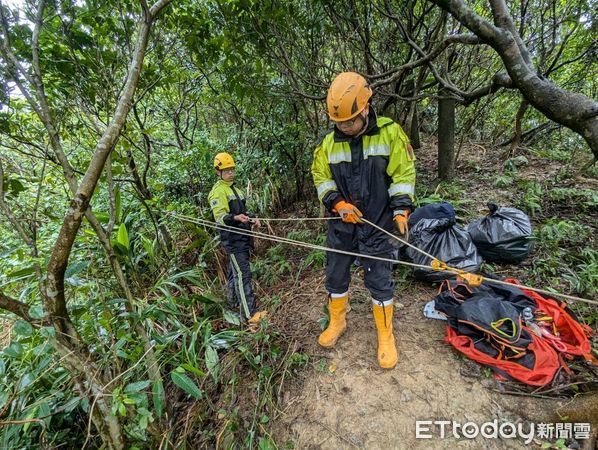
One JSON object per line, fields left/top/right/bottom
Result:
{"left": 213, "top": 152, "right": 235, "bottom": 170}
{"left": 326, "top": 72, "right": 372, "bottom": 122}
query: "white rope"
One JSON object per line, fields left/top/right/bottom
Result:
{"left": 168, "top": 212, "right": 440, "bottom": 271}
{"left": 361, "top": 217, "right": 437, "bottom": 261}
{"left": 167, "top": 212, "right": 598, "bottom": 306}
{"left": 361, "top": 218, "right": 598, "bottom": 305}
{"left": 253, "top": 216, "right": 341, "bottom": 221}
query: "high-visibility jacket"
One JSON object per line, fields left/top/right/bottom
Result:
{"left": 208, "top": 179, "right": 253, "bottom": 253}
{"left": 311, "top": 113, "right": 416, "bottom": 254}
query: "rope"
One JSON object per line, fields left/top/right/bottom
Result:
{"left": 361, "top": 218, "right": 437, "bottom": 261}
{"left": 361, "top": 217, "right": 598, "bottom": 305}
{"left": 167, "top": 212, "right": 598, "bottom": 306}
{"left": 253, "top": 216, "right": 341, "bottom": 222}
{"left": 360, "top": 218, "right": 598, "bottom": 305}
{"left": 168, "top": 213, "right": 444, "bottom": 271}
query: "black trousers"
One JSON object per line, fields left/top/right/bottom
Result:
{"left": 325, "top": 251, "right": 394, "bottom": 302}
{"left": 226, "top": 251, "right": 256, "bottom": 319}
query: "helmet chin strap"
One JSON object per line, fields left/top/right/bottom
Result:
{"left": 354, "top": 112, "right": 369, "bottom": 138}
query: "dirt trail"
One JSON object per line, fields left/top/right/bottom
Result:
{"left": 269, "top": 141, "right": 597, "bottom": 449}
{"left": 274, "top": 276, "right": 564, "bottom": 449}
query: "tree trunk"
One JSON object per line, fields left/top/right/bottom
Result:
{"left": 510, "top": 98, "right": 529, "bottom": 155}
{"left": 438, "top": 87, "right": 456, "bottom": 180}
{"left": 401, "top": 78, "right": 422, "bottom": 149}
{"left": 410, "top": 103, "right": 421, "bottom": 149}
{"left": 40, "top": 2, "right": 172, "bottom": 448}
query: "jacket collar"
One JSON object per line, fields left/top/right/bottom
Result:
{"left": 218, "top": 178, "right": 234, "bottom": 187}
{"left": 333, "top": 108, "right": 379, "bottom": 143}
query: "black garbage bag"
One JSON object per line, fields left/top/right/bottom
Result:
{"left": 467, "top": 203, "right": 533, "bottom": 263}
{"left": 408, "top": 201, "right": 455, "bottom": 228}
{"left": 406, "top": 216, "right": 482, "bottom": 282}
{"left": 399, "top": 202, "right": 456, "bottom": 260}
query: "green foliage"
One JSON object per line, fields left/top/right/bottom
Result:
{"left": 494, "top": 173, "right": 514, "bottom": 188}
{"left": 415, "top": 181, "right": 472, "bottom": 220}
{"left": 252, "top": 244, "right": 293, "bottom": 287}
{"left": 562, "top": 248, "right": 598, "bottom": 298}
{"left": 530, "top": 219, "right": 596, "bottom": 297}
{"left": 549, "top": 187, "right": 598, "bottom": 210}
{"left": 0, "top": 0, "right": 596, "bottom": 448}
{"left": 303, "top": 250, "right": 326, "bottom": 269}
{"left": 0, "top": 330, "right": 85, "bottom": 449}
{"left": 170, "top": 370, "right": 203, "bottom": 399}
{"left": 536, "top": 219, "right": 591, "bottom": 244}
{"left": 518, "top": 180, "right": 543, "bottom": 217}
{"left": 494, "top": 155, "right": 529, "bottom": 188}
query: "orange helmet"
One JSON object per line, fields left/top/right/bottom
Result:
{"left": 213, "top": 152, "right": 235, "bottom": 170}
{"left": 326, "top": 72, "right": 372, "bottom": 122}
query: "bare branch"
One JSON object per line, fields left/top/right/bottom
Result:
{"left": 105, "top": 155, "right": 117, "bottom": 235}
{"left": 545, "top": 42, "right": 595, "bottom": 77}
{"left": 368, "top": 33, "right": 480, "bottom": 80}
{"left": 375, "top": 4, "right": 475, "bottom": 101}
{"left": 460, "top": 72, "right": 514, "bottom": 105}
{"left": 31, "top": 0, "right": 47, "bottom": 99}
{"left": 489, "top": 0, "right": 533, "bottom": 67}
{"left": 0, "top": 290, "right": 35, "bottom": 323}
{"left": 289, "top": 91, "right": 325, "bottom": 101}
{"left": 0, "top": 8, "right": 44, "bottom": 118}
{"left": 369, "top": 34, "right": 481, "bottom": 89}
{"left": 139, "top": 0, "right": 150, "bottom": 19}
{"left": 149, "top": 0, "right": 173, "bottom": 18}
{"left": 31, "top": 147, "right": 49, "bottom": 257}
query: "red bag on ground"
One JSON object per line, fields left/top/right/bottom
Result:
{"left": 445, "top": 326, "right": 560, "bottom": 386}
{"left": 437, "top": 279, "right": 595, "bottom": 386}
{"left": 505, "top": 278, "right": 594, "bottom": 362}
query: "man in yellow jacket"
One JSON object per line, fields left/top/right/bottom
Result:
{"left": 311, "top": 72, "right": 416, "bottom": 369}
{"left": 208, "top": 152, "right": 266, "bottom": 324}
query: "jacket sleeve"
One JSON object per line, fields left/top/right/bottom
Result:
{"left": 386, "top": 123, "right": 416, "bottom": 212}
{"left": 208, "top": 186, "right": 234, "bottom": 225}
{"left": 311, "top": 141, "right": 342, "bottom": 211}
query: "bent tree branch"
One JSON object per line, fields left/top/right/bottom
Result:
{"left": 0, "top": 291, "right": 34, "bottom": 323}
{"left": 44, "top": 0, "right": 171, "bottom": 348}
{"left": 430, "top": 0, "right": 598, "bottom": 158}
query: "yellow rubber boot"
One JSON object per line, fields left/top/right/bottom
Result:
{"left": 373, "top": 302, "right": 398, "bottom": 369}
{"left": 318, "top": 295, "right": 348, "bottom": 348}
{"left": 248, "top": 311, "right": 267, "bottom": 324}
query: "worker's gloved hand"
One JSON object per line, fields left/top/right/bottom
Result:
{"left": 334, "top": 200, "right": 363, "bottom": 224}
{"left": 393, "top": 210, "right": 409, "bottom": 235}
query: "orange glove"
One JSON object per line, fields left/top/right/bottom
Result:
{"left": 393, "top": 210, "right": 409, "bottom": 235}
{"left": 334, "top": 200, "right": 363, "bottom": 224}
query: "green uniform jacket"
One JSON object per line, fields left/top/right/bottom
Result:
{"left": 208, "top": 179, "right": 253, "bottom": 253}
{"left": 311, "top": 113, "right": 416, "bottom": 254}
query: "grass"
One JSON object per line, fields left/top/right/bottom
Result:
{"left": 525, "top": 218, "right": 597, "bottom": 299}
